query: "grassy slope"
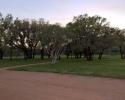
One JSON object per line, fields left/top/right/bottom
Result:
{"left": 13, "top": 55, "right": 125, "bottom": 79}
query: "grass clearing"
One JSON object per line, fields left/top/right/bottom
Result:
{"left": 0, "top": 58, "right": 50, "bottom": 68}
{"left": 11, "top": 55, "right": 125, "bottom": 79}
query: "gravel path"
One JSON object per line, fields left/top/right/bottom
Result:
{"left": 0, "top": 70, "right": 125, "bottom": 100}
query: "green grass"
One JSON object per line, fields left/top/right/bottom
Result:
{"left": 0, "top": 58, "right": 50, "bottom": 68}
{"left": 12, "top": 55, "right": 125, "bottom": 79}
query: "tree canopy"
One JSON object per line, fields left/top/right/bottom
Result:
{"left": 0, "top": 13, "right": 125, "bottom": 63}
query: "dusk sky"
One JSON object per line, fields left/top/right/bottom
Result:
{"left": 0, "top": 0, "right": 125, "bottom": 29}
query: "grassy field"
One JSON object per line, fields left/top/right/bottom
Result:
{"left": 10, "top": 55, "right": 125, "bottom": 79}
{"left": 0, "top": 58, "right": 50, "bottom": 68}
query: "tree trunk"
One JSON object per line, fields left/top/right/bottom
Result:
{"left": 84, "top": 47, "right": 93, "bottom": 61}
{"left": 67, "top": 54, "right": 69, "bottom": 59}
{"left": 123, "top": 53, "right": 125, "bottom": 59}
{"left": 32, "top": 49, "right": 36, "bottom": 59}
{"left": 0, "top": 49, "right": 3, "bottom": 60}
{"left": 24, "top": 49, "right": 28, "bottom": 60}
{"left": 120, "top": 52, "right": 124, "bottom": 59}
{"left": 119, "top": 46, "right": 124, "bottom": 59}
{"left": 80, "top": 52, "right": 82, "bottom": 58}
{"left": 10, "top": 47, "right": 13, "bottom": 60}
{"left": 40, "top": 48, "right": 44, "bottom": 59}
{"left": 29, "top": 49, "right": 33, "bottom": 59}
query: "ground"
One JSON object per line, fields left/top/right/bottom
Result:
{"left": 0, "top": 70, "right": 125, "bottom": 100}
{"left": 0, "top": 55, "right": 125, "bottom": 100}
{"left": 13, "top": 55, "right": 125, "bottom": 79}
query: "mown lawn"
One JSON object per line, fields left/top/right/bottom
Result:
{"left": 0, "top": 58, "right": 49, "bottom": 68}
{"left": 12, "top": 55, "right": 125, "bottom": 79}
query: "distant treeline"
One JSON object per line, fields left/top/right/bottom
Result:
{"left": 0, "top": 13, "right": 125, "bottom": 63}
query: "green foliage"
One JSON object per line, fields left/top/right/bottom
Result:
{"left": 0, "top": 12, "right": 125, "bottom": 61}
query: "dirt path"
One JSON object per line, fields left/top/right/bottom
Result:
{"left": 0, "top": 70, "right": 125, "bottom": 100}
{"left": 0, "top": 62, "right": 51, "bottom": 70}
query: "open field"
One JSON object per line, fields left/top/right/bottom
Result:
{"left": 9, "top": 55, "right": 125, "bottom": 79}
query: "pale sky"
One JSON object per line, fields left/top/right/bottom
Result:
{"left": 0, "top": 0, "right": 125, "bottom": 29}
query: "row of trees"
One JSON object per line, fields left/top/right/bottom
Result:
{"left": 0, "top": 13, "right": 125, "bottom": 63}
